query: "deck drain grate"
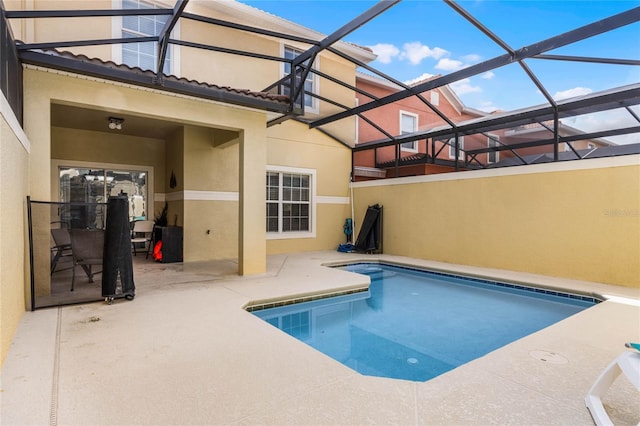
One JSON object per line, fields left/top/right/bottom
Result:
{"left": 529, "top": 350, "right": 568, "bottom": 364}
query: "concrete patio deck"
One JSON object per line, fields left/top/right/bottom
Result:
{"left": 2, "top": 251, "right": 639, "bottom": 425}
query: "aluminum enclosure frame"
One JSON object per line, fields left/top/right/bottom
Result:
{"left": 3, "top": 0, "right": 639, "bottom": 172}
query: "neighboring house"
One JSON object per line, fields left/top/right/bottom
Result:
{"left": 495, "top": 121, "right": 613, "bottom": 159}
{"left": 354, "top": 73, "right": 616, "bottom": 179}
{"left": 354, "top": 72, "right": 487, "bottom": 180}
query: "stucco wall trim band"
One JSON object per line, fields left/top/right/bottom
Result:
{"left": 165, "top": 190, "right": 240, "bottom": 202}
{"left": 160, "top": 193, "right": 349, "bottom": 204}
{"left": 317, "top": 196, "right": 350, "bottom": 204}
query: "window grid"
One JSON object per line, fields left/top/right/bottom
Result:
{"left": 400, "top": 112, "right": 418, "bottom": 151}
{"left": 122, "top": 0, "right": 170, "bottom": 74}
{"left": 266, "top": 171, "right": 311, "bottom": 234}
{"left": 266, "top": 171, "right": 280, "bottom": 233}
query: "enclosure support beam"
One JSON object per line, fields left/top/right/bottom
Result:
{"left": 157, "top": 0, "right": 189, "bottom": 79}
{"left": 311, "top": 6, "right": 640, "bottom": 128}
{"left": 553, "top": 109, "right": 560, "bottom": 161}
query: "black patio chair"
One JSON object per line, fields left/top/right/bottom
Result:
{"left": 51, "top": 227, "right": 73, "bottom": 274}
{"left": 69, "top": 228, "right": 104, "bottom": 291}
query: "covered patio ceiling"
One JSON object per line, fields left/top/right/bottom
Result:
{"left": 4, "top": 0, "right": 640, "bottom": 163}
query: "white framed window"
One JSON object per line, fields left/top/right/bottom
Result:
{"left": 282, "top": 45, "right": 319, "bottom": 113}
{"left": 448, "top": 136, "right": 465, "bottom": 160}
{"left": 487, "top": 134, "right": 499, "bottom": 164}
{"left": 266, "top": 166, "right": 316, "bottom": 239}
{"left": 115, "top": 0, "right": 179, "bottom": 74}
{"left": 400, "top": 111, "right": 418, "bottom": 152}
{"left": 430, "top": 91, "right": 439, "bottom": 106}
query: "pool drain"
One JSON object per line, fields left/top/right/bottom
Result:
{"left": 407, "top": 357, "right": 419, "bottom": 364}
{"left": 529, "top": 350, "right": 568, "bottom": 364}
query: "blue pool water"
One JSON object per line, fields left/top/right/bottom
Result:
{"left": 251, "top": 263, "right": 598, "bottom": 382}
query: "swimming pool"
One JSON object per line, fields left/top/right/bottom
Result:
{"left": 250, "top": 263, "right": 599, "bottom": 382}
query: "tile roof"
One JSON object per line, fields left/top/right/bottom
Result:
{"left": 23, "top": 47, "right": 290, "bottom": 105}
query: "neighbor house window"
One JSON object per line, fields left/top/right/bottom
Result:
{"left": 283, "top": 46, "right": 318, "bottom": 112}
{"left": 430, "top": 91, "right": 439, "bottom": 106}
{"left": 487, "top": 134, "right": 499, "bottom": 164}
{"left": 448, "top": 136, "right": 465, "bottom": 160}
{"left": 266, "top": 167, "right": 316, "bottom": 238}
{"left": 122, "top": 0, "right": 172, "bottom": 74}
{"left": 400, "top": 111, "right": 418, "bottom": 151}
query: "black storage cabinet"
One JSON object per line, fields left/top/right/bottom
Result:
{"left": 158, "top": 226, "right": 183, "bottom": 263}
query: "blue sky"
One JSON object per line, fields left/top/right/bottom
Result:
{"left": 240, "top": 1, "right": 639, "bottom": 143}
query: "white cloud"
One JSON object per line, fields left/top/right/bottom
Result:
{"left": 368, "top": 41, "right": 448, "bottom": 66}
{"left": 403, "top": 73, "right": 435, "bottom": 86}
{"left": 435, "top": 53, "right": 482, "bottom": 71}
{"left": 553, "top": 87, "right": 593, "bottom": 101}
{"left": 399, "top": 42, "right": 448, "bottom": 65}
{"left": 564, "top": 107, "right": 639, "bottom": 145}
{"left": 461, "top": 54, "right": 481, "bottom": 63}
{"left": 435, "top": 58, "right": 465, "bottom": 71}
{"left": 476, "top": 100, "right": 499, "bottom": 113}
{"left": 450, "top": 78, "right": 482, "bottom": 95}
{"left": 368, "top": 43, "right": 400, "bottom": 64}
{"left": 481, "top": 71, "right": 495, "bottom": 80}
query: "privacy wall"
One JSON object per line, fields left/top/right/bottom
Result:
{"left": 0, "top": 101, "right": 29, "bottom": 364}
{"left": 352, "top": 156, "right": 640, "bottom": 289}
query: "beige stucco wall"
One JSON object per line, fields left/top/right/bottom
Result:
{"left": 22, "top": 70, "right": 53, "bottom": 296}
{"left": 178, "top": 14, "right": 359, "bottom": 145}
{"left": 179, "top": 11, "right": 277, "bottom": 92}
{"left": 239, "top": 124, "right": 268, "bottom": 274}
{"left": 7, "top": 0, "right": 361, "bottom": 148}
{"left": 24, "top": 66, "right": 355, "bottom": 272}
{"left": 353, "top": 156, "right": 640, "bottom": 288}
{"left": 182, "top": 125, "right": 240, "bottom": 261}
{"left": 0, "top": 105, "right": 29, "bottom": 364}
{"left": 5, "top": 0, "right": 113, "bottom": 59}
{"left": 266, "top": 120, "right": 352, "bottom": 254}
{"left": 4, "top": 0, "right": 361, "bottom": 365}
{"left": 165, "top": 127, "right": 184, "bottom": 227}
{"left": 23, "top": 67, "right": 270, "bottom": 274}
{"left": 51, "top": 127, "right": 166, "bottom": 197}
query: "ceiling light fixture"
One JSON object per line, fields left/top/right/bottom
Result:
{"left": 108, "top": 117, "right": 124, "bottom": 130}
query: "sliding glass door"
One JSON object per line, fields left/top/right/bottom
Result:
{"left": 58, "top": 166, "right": 148, "bottom": 227}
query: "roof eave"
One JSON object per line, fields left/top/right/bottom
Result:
{"left": 18, "top": 49, "right": 292, "bottom": 114}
